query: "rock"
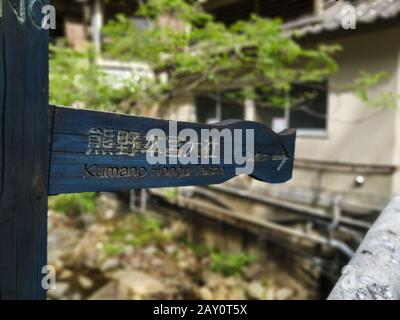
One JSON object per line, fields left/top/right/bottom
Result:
{"left": 224, "top": 277, "right": 238, "bottom": 287}
{"left": 165, "top": 244, "right": 178, "bottom": 255}
{"left": 88, "top": 282, "right": 129, "bottom": 300}
{"left": 158, "top": 259, "right": 177, "bottom": 277}
{"left": 227, "top": 287, "right": 246, "bottom": 300}
{"left": 246, "top": 281, "right": 266, "bottom": 300}
{"left": 198, "top": 287, "right": 213, "bottom": 300}
{"left": 202, "top": 271, "right": 225, "bottom": 289}
{"left": 213, "top": 286, "right": 229, "bottom": 300}
{"left": 67, "top": 225, "right": 108, "bottom": 269}
{"left": 150, "top": 258, "right": 163, "bottom": 267}
{"left": 48, "top": 282, "right": 70, "bottom": 300}
{"left": 101, "top": 258, "right": 121, "bottom": 272}
{"left": 124, "top": 246, "right": 135, "bottom": 256}
{"left": 126, "top": 256, "right": 142, "bottom": 269}
{"left": 142, "top": 245, "right": 157, "bottom": 256}
{"left": 59, "top": 269, "right": 73, "bottom": 280}
{"left": 275, "top": 287, "right": 295, "bottom": 300}
{"left": 48, "top": 215, "right": 80, "bottom": 257}
{"left": 97, "top": 193, "right": 122, "bottom": 220}
{"left": 178, "top": 260, "right": 189, "bottom": 270}
{"left": 265, "top": 288, "right": 275, "bottom": 300}
{"left": 243, "top": 263, "right": 264, "bottom": 281}
{"left": 111, "top": 270, "right": 165, "bottom": 297}
{"left": 70, "top": 293, "right": 82, "bottom": 300}
{"left": 80, "top": 214, "right": 96, "bottom": 229}
{"left": 50, "top": 258, "right": 64, "bottom": 273}
{"left": 78, "top": 275, "right": 94, "bottom": 290}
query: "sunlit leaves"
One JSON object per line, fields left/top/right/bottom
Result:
{"left": 100, "top": 0, "right": 341, "bottom": 108}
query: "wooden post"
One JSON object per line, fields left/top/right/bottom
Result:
{"left": 0, "top": 0, "right": 49, "bottom": 299}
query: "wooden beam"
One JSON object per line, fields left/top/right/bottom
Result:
{"left": 0, "top": 0, "right": 49, "bottom": 299}
{"left": 202, "top": 0, "right": 241, "bottom": 11}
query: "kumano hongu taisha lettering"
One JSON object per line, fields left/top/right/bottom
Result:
{"left": 84, "top": 164, "right": 225, "bottom": 179}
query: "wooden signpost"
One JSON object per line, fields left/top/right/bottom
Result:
{"left": 0, "top": 0, "right": 49, "bottom": 300}
{"left": 0, "top": 0, "right": 296, "bottom": 299}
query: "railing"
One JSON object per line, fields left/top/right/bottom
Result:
{"left": 328, "top": 195, "right": 400, "bottom": 300}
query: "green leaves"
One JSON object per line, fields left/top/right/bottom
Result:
{"left": 51, "top": 0, "right": 342, "bottom": 112}
{"left": 137, "top": 0, "right": 212, "bottom": 26}
{"left": 53, "top": 1, "right": 397, "bottom": 112}
{"left": 49, "top": 41, "right": 139, "bottom": 112}
{"left": 100, "top": 0, "right": 340, "bottom": 109}
{"left": 337, "top": 71, "right": 400, "bottom": 109}
{"left": 210, "top": 252, "right": 255, "bottom": 277}
{"left": 49, "top": 192, "right": 97, "bottom": 217}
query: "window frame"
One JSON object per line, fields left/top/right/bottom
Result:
{"left": 195, "top": 91, "right": 245, "bottom": 124}
{"left": 287, "top": 80, "right": 329, "bottom": 138}
{"left": 195, "top": 80, "right": 329, "bottom": 138}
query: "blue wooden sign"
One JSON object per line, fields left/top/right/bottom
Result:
{"left": 49, "top": 106, "right": 296, "bottom": 195}
{"left": 0, "top": 0, "right": 297, "bottom": 299}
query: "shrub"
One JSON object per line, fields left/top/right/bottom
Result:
{"left": 210, "top": 251, "right": 255, "bottom": 276}
{"left": 49, "top": 193, "right": 97, "bottom": 217}
{"left": 110, "top": 215, "right": 174, "bottom": 247}
{"left": 103, "top": 243, "right": 125, "bottom": 257}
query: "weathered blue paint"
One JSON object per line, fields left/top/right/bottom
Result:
{"left": 0, "top": 0, "right": 49, "bottom": 299}
{"left": 49, "top": 106, "right": 296, "bottom": 195}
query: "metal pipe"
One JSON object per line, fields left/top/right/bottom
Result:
{"left": 209, "top": 184, "right": 371, "bottom": 230}
{"left": 173, "top": 195, "right": 355, "bottom": 258}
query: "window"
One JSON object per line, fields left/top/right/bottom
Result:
{"left": 195, "top": 91, "right": 245, "bottom": 124}
{"left": 289, "top": 81, "right": 328, "bottom": 135}
{"left": 256, "top": 81, "right": 328, "bottom": 136}
{"left": 256, "top": 103, "right": 286, "bottom": 132}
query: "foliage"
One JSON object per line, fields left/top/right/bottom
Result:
{"left": 101, "top": 0, "right": 340, "bottom": 108}
{"left": 162, "top": 188, "right": 179, "bottom": 201}
{"left": 110, "top": 214, "right": 174, "bottom": 247}
{"left": 49, "top": 0, "right": 397, "bottom": 112}
{"left": 103, "top": 243, "right": 125, "bottom": 257}
{"left": 49, "top": 192, "right": 97, "bottom": 217}
{"left": 49, "top": 41, "right": 137, "bottom": 113}
{"left": 106, "top": 213, "right": 256, "bottom": 276}
{"left": 209, "top": 251, "right": 255, "bottom": 276}
{"left": 189, "top": 243, "right": 212, "bottom": 258}
{"left": 353, "top": 71, "right": 399, "bottom": 109}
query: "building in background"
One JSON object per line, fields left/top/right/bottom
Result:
{"left": 51, "top": 0, "right": 138, "bottom": 50}
{"left": 165, "top": 0, "right": 400, "bottom": 217}
{"left": 52, "top": 0, "right": 400, "bottom": 216}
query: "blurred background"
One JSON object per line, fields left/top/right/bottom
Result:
{"left": 47, "top": 0, "right": 400, "bottom": 300}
